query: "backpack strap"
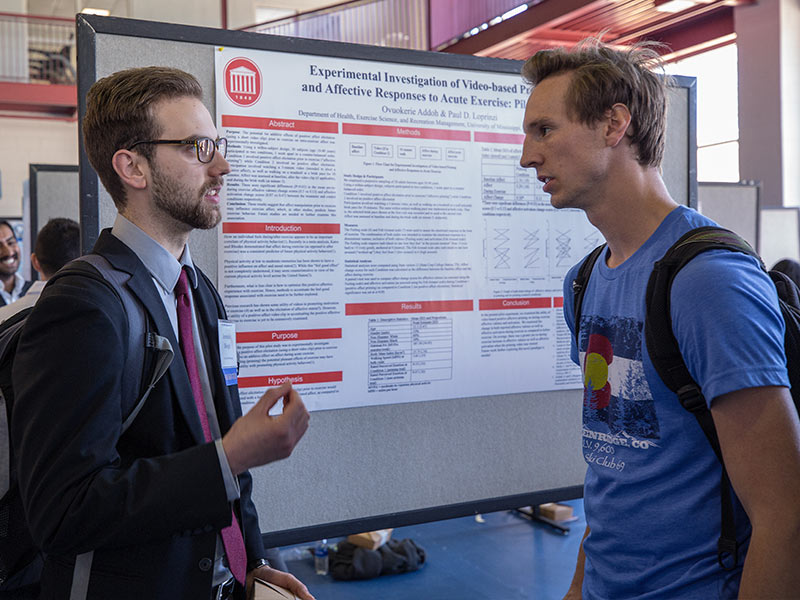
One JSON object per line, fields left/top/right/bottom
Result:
{"left": 122, "top": 332, "right": 173, "bottom": 432}
{"left": 68, "top": 552, "right": 93, "bottom": 600}
{"left": 645, "top": 226, "right": 761, "bottom": 408}
{"left": 644, "top": 225, "right": 761, "bottom": 570}
{"left": 770, "top": 270, "right": 800, "bottom": 408}
{"left": 49, "top": 255, "right": 174, "bottom": 600}
{"left": 645, "top": 225, "right": 760, "bottom": 416}
{"left": 64, "top": 255, "right": 174, "bottom": 434}
{"left": 572, "top": 244, "right": 606, "bottom": 348}
{"left": 18, "top": 281, "right": 34, "bottom": 298}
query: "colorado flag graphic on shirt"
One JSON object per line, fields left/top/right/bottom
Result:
{"left": 579, "top": 315, "right": 660, "bottom": 440}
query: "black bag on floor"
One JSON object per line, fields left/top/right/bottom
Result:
{"left": 329, "top": 538, "right": 426, "bottom": 580}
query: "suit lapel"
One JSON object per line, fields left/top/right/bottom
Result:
{"left": 193, "top": 273, "right": 237, "bottom": 431}
{"left": 94, "top": 230, "right": 210, "bottom": 445}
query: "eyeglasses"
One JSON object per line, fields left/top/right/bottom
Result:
{"left": 127, "top": 137, "right": 228, "bottom": 164}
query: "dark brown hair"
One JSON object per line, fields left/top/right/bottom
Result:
{"left": 521, "top": 37, "right": 671, "bottom": 168}
{"left": 34, "top": 217, "right": 80, "bottom": 278}
{"left": 82, "top": 66, "right": 203, "bottom": 208}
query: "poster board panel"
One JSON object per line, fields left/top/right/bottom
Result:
{"left": 697, "top": 181, "right": 759, "bottom": 250}
{"left": 759, "top": 207, "right": 800, "bottom": 269}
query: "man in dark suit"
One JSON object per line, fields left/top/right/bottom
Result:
{"left": 11, "top": 67, "right": 314, "bottom": 600}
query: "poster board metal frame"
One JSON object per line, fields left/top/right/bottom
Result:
{"left": 75, "top": 14, "right": 698, "bottom": 547}
{"left": 28, "top": 163, "right": 79, "bottom": 281}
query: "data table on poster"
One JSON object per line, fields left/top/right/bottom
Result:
{"left": 367, "top": 316, "right": 454, "bottom": 391}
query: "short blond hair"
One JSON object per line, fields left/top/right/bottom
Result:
{"left": 522, "top": 38, "right": 671, "bottom": 168}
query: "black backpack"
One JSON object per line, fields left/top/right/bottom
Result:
{"left": 573, "top": 225, "right": 800, "bottom": 571}
{"left": 0, "top": 255, "right": 174, "bottom": 592}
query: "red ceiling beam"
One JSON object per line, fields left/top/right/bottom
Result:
{"left": 650, "top": 6, "right": 734, "bottom": 59}
{"left": 441, "top": 0, "right": 605, "bottom": 55}
{"left": 0, "top": 10, "right": 73, "bottom": 23}
{"left": 0, "top": 81, "right": 77, "bottom": 119}
{"left": 611, "top": 0, "right": 728, "bottom": 44}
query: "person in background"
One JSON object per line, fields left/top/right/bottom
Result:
{"left": 0, "top": 217, "right": 80, "bottom": 324}
{"left": 11, "top": 66, "right": 314, "bottom": 600}
{"left": 772, "top": 257, "right": 800, "bottom": 288}
{"left": 519, "top": 38, "right": 800, "bottom": 599}
{"left": 0, "top": 221, "right": 32, "bottom": 306}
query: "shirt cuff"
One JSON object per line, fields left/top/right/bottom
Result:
{"left": 215, "top": 439, "right": 240, "bottom": 502}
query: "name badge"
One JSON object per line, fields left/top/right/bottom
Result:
{"left": 218, "top": 320, "right": 238, "bottom": 386}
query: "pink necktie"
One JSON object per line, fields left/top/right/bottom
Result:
{"left": 176, "top": 268, "right": 247, "bottom": 584}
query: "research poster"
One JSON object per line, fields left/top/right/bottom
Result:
{"left": 215, "top": 46, "right": 599, "bottom": 412}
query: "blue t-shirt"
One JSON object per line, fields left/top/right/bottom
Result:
{"left": 563, "top": 205, "right": 789, "bottom": 599}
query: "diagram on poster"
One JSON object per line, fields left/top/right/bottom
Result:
{"left": 215, "top": 47, "right": 599, "bottom": 412}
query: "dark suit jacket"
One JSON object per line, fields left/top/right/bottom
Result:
{"left": 11, "top": 230, "right": 265, "bottom": 600}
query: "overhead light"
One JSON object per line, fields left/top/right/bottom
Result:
{"left": 501, "top": 4, "right": 528, "bottom": 21}
{"left": 81, "top": 8, "right": 111, "bottom": 16}
{"left": 655, "top": 0, "right": 697, "bottom": 12}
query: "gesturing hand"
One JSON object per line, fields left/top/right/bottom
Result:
{"left": 223, "top": 382, "right": 310, "bottom": 475}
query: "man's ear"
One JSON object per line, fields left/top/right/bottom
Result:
{"left": 604, "top": 103, "right": 632, "bottom": 148}
{"left": 111, "top": 149, "right": 148, "bottom": 191}
{"left": 30, "top": 253, "right": 43, "bottom": 277}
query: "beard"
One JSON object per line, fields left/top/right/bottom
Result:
{"left": 150, "top": 162, "right": 222, "bottom": 231}
{"left": 0, "top": 252, "right": 19, "bottom": 277}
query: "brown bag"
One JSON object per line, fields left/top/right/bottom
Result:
{"left": 253, "top": 578, "right": 297, "bottom": 600}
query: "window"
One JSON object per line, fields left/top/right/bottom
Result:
{"left": 665, "top": 44, "right": 739, "bottom": 182}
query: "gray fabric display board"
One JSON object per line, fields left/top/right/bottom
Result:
{"left": 27, "top": 164, "right": 79, "bottom": 280}
{"left": 697, "top": 181, "right": 760, "bottom": 251}
{"left": 759, "top": 207, "right": 800, "bottom": 269}
{"left": 76, "top": 14, "right": 697, "bottom": 546}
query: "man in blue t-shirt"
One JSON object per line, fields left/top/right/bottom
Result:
{"left": 519, "top": 39, "right": 800, "bottom": 599}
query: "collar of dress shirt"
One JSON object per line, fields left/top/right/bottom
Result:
{"left": 110, "top": 214, "right": 198, "bottom": 293}
{"left": 2, "top": 272, "right": 26, "bottom": 300}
